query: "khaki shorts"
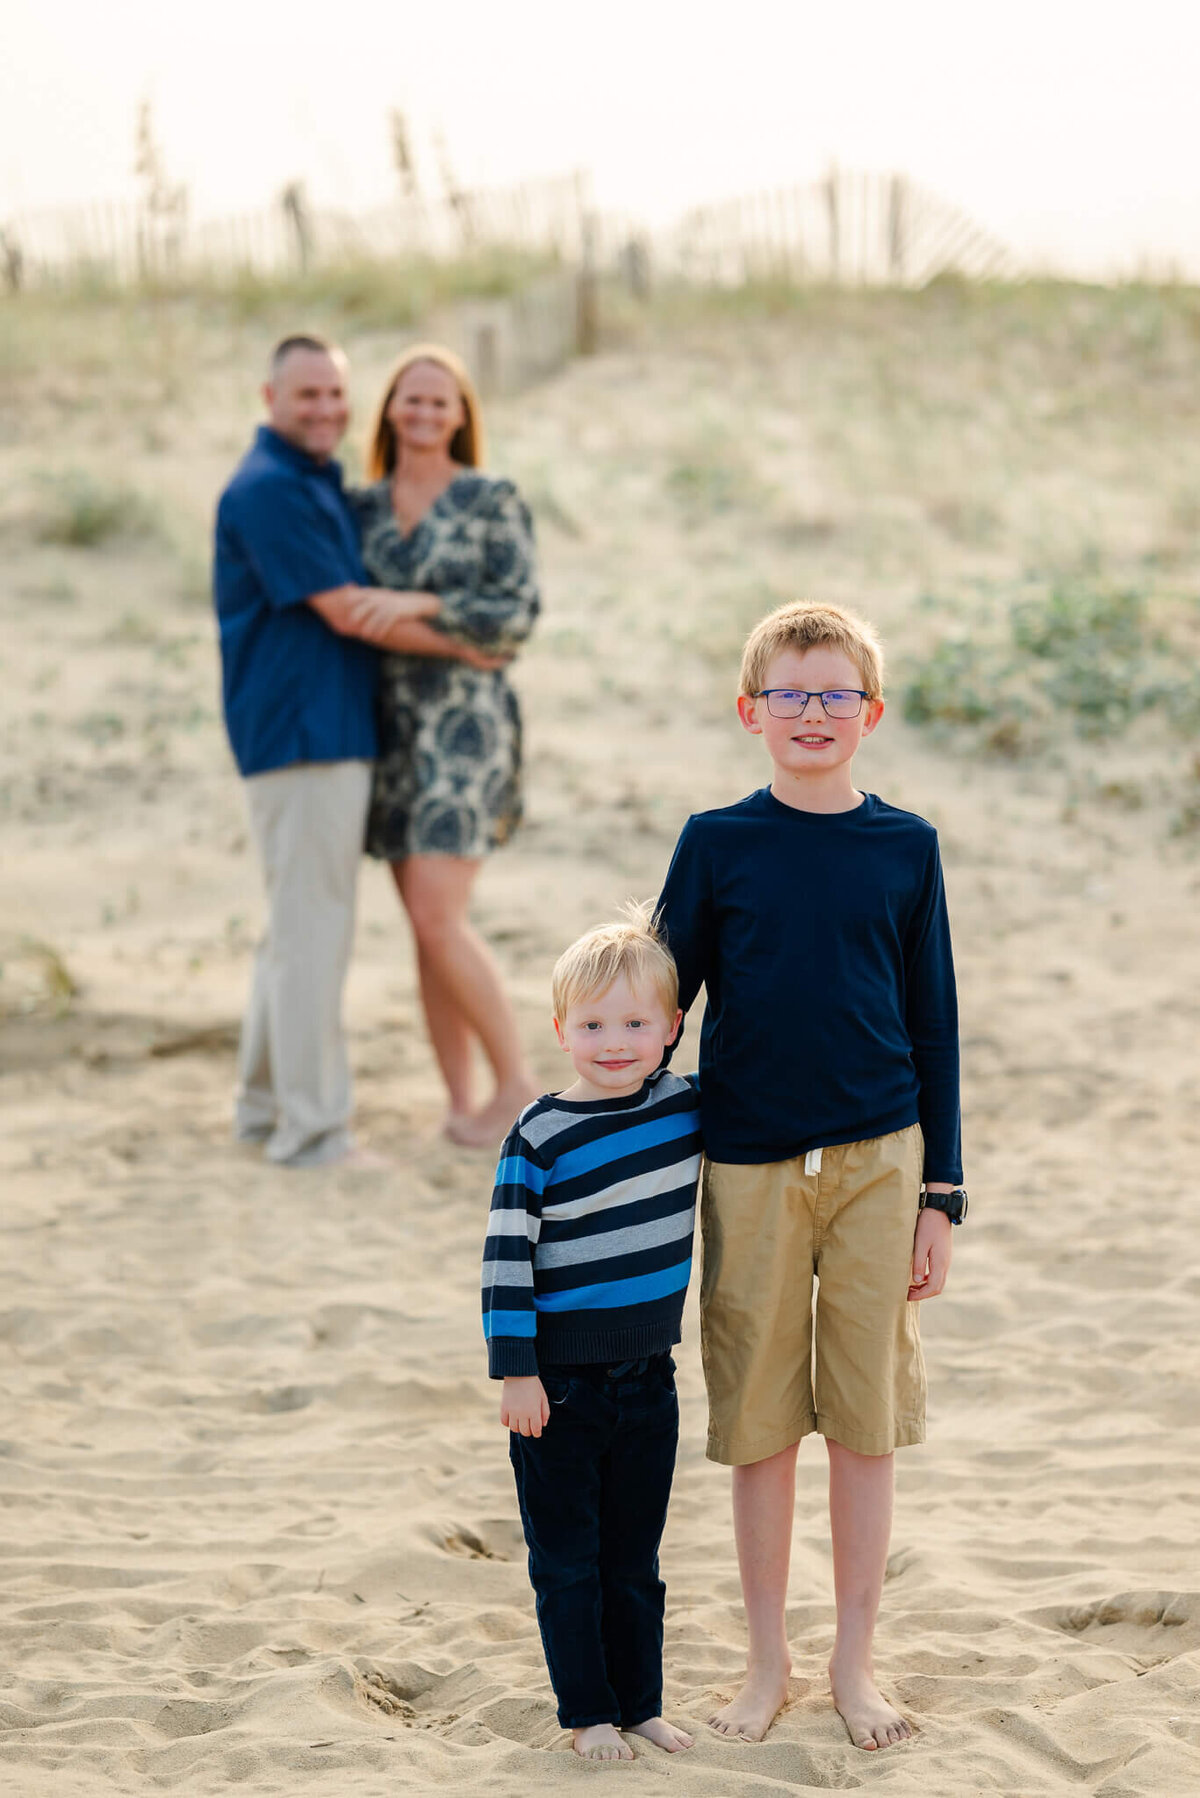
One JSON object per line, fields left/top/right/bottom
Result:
{"left": 700, "top": 1125, "right": 926, "bottom": 1463}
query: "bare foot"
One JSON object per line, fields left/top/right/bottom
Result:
{"left": 708, "top": 1661, "right": 790, "bottom": 1741}
{"left": 445, "top": 1080, "right": 538, "bottom": 1150}
{"left": 336, "top": 1145, "right": 392, "bottom": 1170}
{"left": 572, "top": 1723, "right": 633, "bottom": 1761}
{"left": 829, "top": 1659, "right": 912, "bottom": 1751}
{"left": 625, "top": 1717, "right": 693, "bottom": 1753}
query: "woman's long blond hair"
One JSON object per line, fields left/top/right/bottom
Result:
{"left": 365, "top": 343, "right": 486, "bottom": 479}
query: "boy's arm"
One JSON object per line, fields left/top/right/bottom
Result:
{"left": 481, "top": 1121, "right": 545, "bottom": 1381}
{"left": 909, "top": 1207, "right": 953, "bottom": 1301}
{"left": 905, "top": 837, "right": 962, "bottom": 1187}
{"left": 499, "top": 1374, "right": 550, "bottom": 1438}
{"left": 656, "top": 818, "right": 714, "bottom": 1022}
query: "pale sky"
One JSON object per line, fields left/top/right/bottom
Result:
{"left": 4, "top": 0, "right": 1200, "bottom": 276}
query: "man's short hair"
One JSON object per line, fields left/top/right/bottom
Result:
{"left": 268, "top": 334, "right": 342, "bottom": 379}
{"left": 552, "top": 901, "right": 678, "bottom": 1022}
{"left": 739, "top": 601, "right": 885, "bottom": 700}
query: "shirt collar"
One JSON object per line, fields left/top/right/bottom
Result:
{"left": 256, "top": 424, "right": 345, "bottom": 487}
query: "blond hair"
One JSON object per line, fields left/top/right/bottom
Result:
{"left": 552, "top": 901, "right": 678, "bottom": 1022}
{"left": 739, "top": 601, "right": 885, "bottom": 700}
{"left": 365, "top": 342, "right": 486, "bottom": 479}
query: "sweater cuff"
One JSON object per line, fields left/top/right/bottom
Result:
{"left": 488, "top": 1339, "right": 539, "bottom": 1379}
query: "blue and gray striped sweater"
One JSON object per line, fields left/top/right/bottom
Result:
{"left": 482, "top": 1070, "right": 702, "bottom": 1378}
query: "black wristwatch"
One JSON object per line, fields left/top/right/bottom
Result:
{"left": 920, "top": 1187, "right": 968, "bottom": 1225}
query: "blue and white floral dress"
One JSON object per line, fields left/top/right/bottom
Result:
{"left": 350, "top": 472, "right": 540, "bottom": 860}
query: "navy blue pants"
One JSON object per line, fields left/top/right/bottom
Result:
{"left": 508, "top": 1353, "right": 679, "bottom": 1730}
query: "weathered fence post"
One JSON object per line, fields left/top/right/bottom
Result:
{"left": 576, "top": 209, "right": 598, "bottom": 354}
{"left": 474, "top": 320, "right": 500, "bottom": 394}
{"left": 0, "top": 228, "right": 24, "bottom": 293}
{"left": 618, "top": 234, "right": 651, "bottom": 300}
{"left": 888, "top": 174, "right": 908, "bottom": 284}
{"left": 280, "top": 182, "right": 313, "bottom": 275}
{"left": 824, "top": 164, "right": 840, "bottom": 283}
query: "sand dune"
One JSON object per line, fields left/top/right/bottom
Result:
{"left": 3, "top": 292, "right": 1200, "bottom": 1793}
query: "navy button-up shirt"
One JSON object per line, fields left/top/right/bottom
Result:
{"left": 213, "top": 426, "right": 378, "bottom": 777}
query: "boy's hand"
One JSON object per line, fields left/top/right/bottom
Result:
{"left": 909, "top": 1205, "right": 952, "bottom": 1301}
{"left": 500, "top": 1375, "right": 550, "bottom": 1438}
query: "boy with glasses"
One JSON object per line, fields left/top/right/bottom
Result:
{"left": 657, "top": 601, "right": 965, "bottom": 1752}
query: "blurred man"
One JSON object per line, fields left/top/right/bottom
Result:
{"left": 213, "top": 336, "right": 433, "bottom": 1167}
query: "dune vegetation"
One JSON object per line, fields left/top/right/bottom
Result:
{"left": 1, "top": 273, "right": 1198, "bottom": 1793}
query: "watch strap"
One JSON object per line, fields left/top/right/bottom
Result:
{"left": 920, "top": 1187, "right": 968, "bottom": 1224}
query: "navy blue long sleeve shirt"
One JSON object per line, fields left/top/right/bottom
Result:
{"left": 656, "top": 788, "right": 962, "bottom": 1183}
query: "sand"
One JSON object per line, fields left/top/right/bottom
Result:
{"left": 2, "top": 290, "right": 1200, "bottom": 1794}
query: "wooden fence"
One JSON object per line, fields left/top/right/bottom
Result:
{"left": 426, "top": 267, "right": 583, "bottom": 396}
{"left": 0, "top": 167, "right": 1016, "bottom": 325}
{"left": 0, "top": 174, "right": 589, "bottom": 290}
{"left": 626, "top": 168, "right": 1018, "bottom": 288}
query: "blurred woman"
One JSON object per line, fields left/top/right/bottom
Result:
{"left": 351, "top": 345, "right": 540, "bottom": 1147}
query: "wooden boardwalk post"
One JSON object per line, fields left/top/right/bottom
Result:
{"left": 825, "top": 164, "right": 840, "bottom": 282}
{"left": 576, "top": 208, "right": 598, "bottom": 354}
{"left": 574, "top": 171, "right": 598, "bottom": 354}
{"left": 888, "top": 174, "right": 908, "bottom": 283}
{"left": 280, "top": 183, "right": 312, "bottom": 275}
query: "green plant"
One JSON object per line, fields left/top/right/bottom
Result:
{"left": 103, "top": 611, "right": 158, "bottom": 645}
{"left": 902, "top": 636, "right": 1001, "bottom": 729}
{"left": 31, "top": 470, "right": 160, "bottom": 547}
{"left": 666, "top": 450, "right": 764, "bottom": 520}
{"left": 903, "top": 581, "right": 1200, "bottom": 753}
{"left": 75, "top": 710, "right": 126, "bottom": 746}
{"left": 0, "top": 936, "right": 79, "bottom": 1017}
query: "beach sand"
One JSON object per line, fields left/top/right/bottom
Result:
{"left": 2, "top": 291, "right": 1199, "bottom": 1794}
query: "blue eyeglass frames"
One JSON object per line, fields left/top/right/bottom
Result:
{"left": 755, "top": 688, "right": 870, "bottom": 719}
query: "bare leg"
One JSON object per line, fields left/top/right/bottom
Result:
{"left": 709, "top": 1442, "right": 797, "bottom": 1741}
{"left": 395, "top": 856, "right": 537, "bottom": 1145}
{"left": 408, "top": 927, "right": 475, "bottom": 1121}
{"left": 572, "top": 1724, "right": 632, "bottom": 1761}
{"left": 826, "top": 1440, "right": 911, "bottom": 1750}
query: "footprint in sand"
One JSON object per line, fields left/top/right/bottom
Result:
{"left": 433, "top": 1518, "right": 523, "bottom": 1561}
{"left": 1028, "top": 1591, "right": 1199, "bottom": 1661}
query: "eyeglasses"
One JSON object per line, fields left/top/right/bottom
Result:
{"left": 755, "top": 688, "right": 870, "bottom": 719}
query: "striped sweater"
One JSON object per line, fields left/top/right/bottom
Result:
{"left": 482, "top": 1070, "right": 702, "bottom": 1378}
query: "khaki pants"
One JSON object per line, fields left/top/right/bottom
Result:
{"left": 701, "top": 1125, "right": 926, "bottom": 1463}
{"left": 235, "top": 760, "right": 372, "bottom": 1167}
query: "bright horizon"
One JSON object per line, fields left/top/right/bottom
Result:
{"left": 5, "top": 0, "right": 1200, "bottom": 278}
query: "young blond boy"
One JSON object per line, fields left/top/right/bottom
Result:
{"left": 482, "top": 908, "right": 701, "bottom": 1762}
{"left": 657, "top": 602, "right": 966, "bottom": 1751}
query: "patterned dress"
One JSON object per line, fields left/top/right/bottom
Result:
{"left": 349, "top": 473, "right": 540, "bottom": 860}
